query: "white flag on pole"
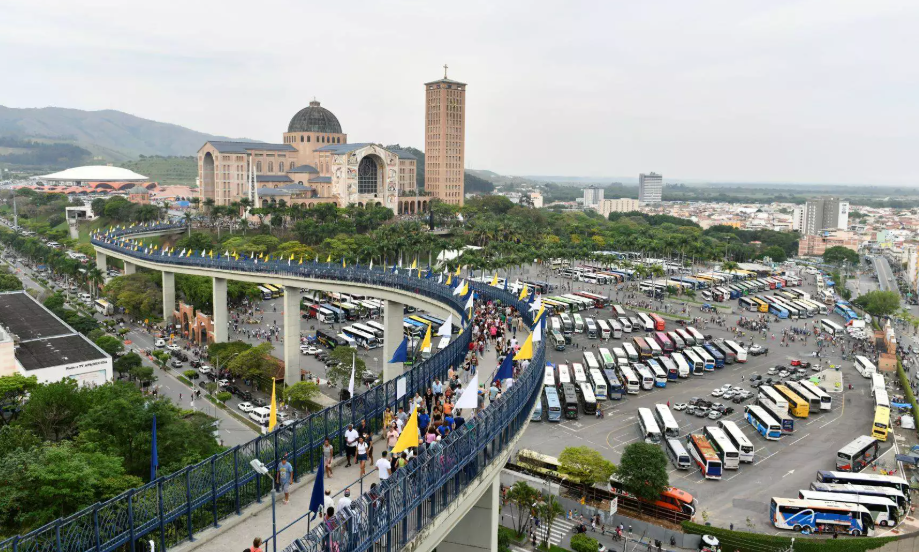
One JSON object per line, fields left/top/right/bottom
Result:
{"left": 453, "top": 280, "right": 465, "bottom": 296}
{"left": 437, "top": 314, "right": 453, "bottom": 337}
{"left": 369, "top": 259, "right": 373, "bottom": 271}
{"left": 465, "top": 293, "right": 474, "bottom": 311}
{"left": 528, "top": 296, "right": 542, "bottom": 313}
{"left": 454, "top": 373, "right": 479, "bottom": 409}
{"left": 532, "top": 318, "right": 543, "bottom": 342}
{"left": 348, "top": 353, "right": 355, "bottom": 396}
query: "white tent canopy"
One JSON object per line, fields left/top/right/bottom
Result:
{"left": 38, "top": 166, "right": 148, "bottom": 182}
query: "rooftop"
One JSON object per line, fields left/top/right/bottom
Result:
{"left": 17, "top": 334, "right": 107, "bottom": 371}
{"left": 207, "top": 141, "right": 296, "bottom": 154}
{"left": 39, "top": 165, "right": 148, "bottom": 182}
{"left": 0, "top": 292, "right": 70, "bottom": 340}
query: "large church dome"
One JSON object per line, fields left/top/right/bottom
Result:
{"left": 287, "top": 100, "right": 342, "bottom": 134}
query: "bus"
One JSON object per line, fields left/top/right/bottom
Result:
{"left": 557, "top": 364, "right": 571, "bottom": 386}
{"left": 575, "top": 291, "right": 608, "bottom": 308}
{"left": 622, "top": 342, "right": 639, "bottom": 362}
{"left": 770, "top": 498, "right": 875, "bottom": 536}
{"left": 758, "top": 399, "right": 795, "bottom": 434}
{"left": 683, "top": 349, "right": 705, "bottom": 376}
{"left": 618, "top": 365, "right": 640, "bottom": 394}
{"left": 836, "top": 436, "right": 880, "bottom": 472}
{"left": 603, "top": 369, "right": 625, "bottom": 400}
{"left": 560, "top": 383, "right": 579, "bottom": 419}
{"left": 835, "top": 302, "right": 860, "bottom": 323}
{"left": 855, "top": 356, "right": 877, "bottom": 378}
{"left": 739, "top": 296, "right": 759, "bottom": 311}
{"left": 579, "top": 383, "right": 597, "bottom": 415}
{"left": 703, "top": 426, "right": 740, "bottom": 470}
{"left": 686, "top": 434, "right": 723, "bottom": 479}
{"left": 632, "top": 337, "right": 653, "bottom": 359}
{"left": 263, "top": 284, "right": 282, "bottom": 298}
{"left": 767, "top": 301, "right": 788, "bottom": 319}
{"left": 560, "top": 313, "right": 574, "bottom": 334}
{"left": 544, "top": 387, "right": 562, "bottom": 422}
{"left": 871, "top": 373, "right": 885, "bottom": 397}
{"left": 710, "top": 340, "right": 734, "bottom": 365}
{"left": 666, "top": 439, "right": 691, "bottom": 470}
{"left": 799, "top": 380, "right": 832, "bottom": 411}
{"left": 94, "top": 298, "right": 114, "bottom": 315}
{"left": 585, "top": 317, "right": 598, "bottom": 339}
{"left": 638, "top": 408, "right": 662, "bottom": 444}
{"left": 798, "top": 490, "right": 898, "bottom": 528}
{"left": 572, "top": 363, "right": 588, "bottom": 386}
{"left": 810, "top": 482, "right": 909, "bottom": 515}
{"left": 654, "top": 404, "right": 680, "bottom": 438}
{"left": 596, "top": 319, "right": 611, "bottom": 339}
{"left": 315, "top": 329, "right": 346, "bottom": 349}
{"left": 353, "top": 322, "right": 383, "bottom": 339}
{"left": 816, "top": 471, "right": 911, "bottom": 500}
{"left": 693, "top": 346, "right": 715, "bottom": 371}
{"left": 583, "top": 351, "right": 601, "bottom": 373}
{"left": 759, "top": 386, "right": 789, "bottom": 411}
{"left": 649, "top": 313, "right": 666, "bottom": 331}
{"left": 342, "top": 326, "right": 381, "bottom": 349}
{"left": 752, "top": 297, "right": 770, "bottom": 313}
{"left": 774, "top": 384, "right": 810, "bottom": 418}
{"left": 653, "top": 332, "right": 674, "bottom": 354}
{"left": 724, "top": 340, "right": 747, "bottom": 363}
{"left": 820, "top": 318, "right": 845, "bottom": 336}
{"left": 613, "top": 347, "right": 628, "bottom": 366}
{"left": 686, "top": 327, "right": 704, "bottom": 343}
{"left": 634, "top": 364, "right": 655, "bottom": 390}
{"left": 659, "top": 355, "right": 679, "bottom": 381}
{"left": 573, "top": 313, "right": 585, "bottom": 333}
{"left": 745, "top": 404, "right": 782, "bottom": 440}
{"left": 257, "top": 286, "right": 273, "bottom": 300}
{"left": 703, "top": 344, "right": 725, "bottom": 368}
{"left": 590, "top": 369, "right": 608, "bottom": 400}
{"left": 675, "top": 328, "right": 695, "bottom": 347}
{"left": 612, "top": 304, "right": 627, "bottom": 317}
{"left": 598, "top": 348, "right": 616, "bottom": 370}
{"left": 637, "top": 312, "right": 655, "bottom": 332}
{"left": 647, "top": 360, "right": 667, "bottom": 387}
{"left": 786, "top": 381, "right": 821, "bottom": 412}
{"left": 608, "top": 319, "right": 623, "bottom": 339}
{"left": 667, "top": 331, "right": 685, "bottom": 350}
{"left": 671, "top": 352, "right": 691, "bottom": 378}
{"left": 873, "top": 407, "right": 890, "bottom": 442}
{"left": 544, "top": 365, "right": 556, "bottom": 388}
{"left": 551, "top": 330, "right": 567, "bottom": 351}
{"left": 718, "top": 420, "right": 755, "bottom": 463}
{"left": 646, "top": 337, "right": 662, "bottom": 358}
{"left": 875, "top": 388, "right": 889, "bottom": 409}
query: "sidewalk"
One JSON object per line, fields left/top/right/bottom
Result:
{"left": 173, "top": 345, "right": 503, "bottom": 552}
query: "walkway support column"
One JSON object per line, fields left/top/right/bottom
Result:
{"left": 438, "top": 477, "right": 499, "bottom": 552}
{"left": 383, "top": 300, "right": 405, "bottom": 382}
{"left": 212, "top": 277, "right": 227, "bottom": 343}
{"left": 162, "top": 271, "right": 175, "bottom": 325}
{"left": 283, "top": 286, "right": 300, "bottom": 384}
{"left": 95, "top": 251, "right": 107, "bottom": 273}
{"left": 124, "top": 261, "right": 136, "bottom": 275}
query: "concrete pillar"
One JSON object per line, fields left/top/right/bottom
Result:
{"left": 95, "top": 251, "right": 107, "bottom": 272}
{"left": 212, "top": 277, "right": 228, "bottom": 343}
{"left": 438, "top": 477, "right": 499, "bottom": 552}
{"left": 283, "top": 286, "right": 300, "bottom": 384}
{"left": 383, "top": 299, "right": 405, "bottom": 382}
{"left": 124, "top": 261, "right": 136, "bottom": 275}
{"left": 162, "top": 271, "right": 175, "bottom": 324}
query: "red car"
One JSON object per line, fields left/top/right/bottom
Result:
{"left": 790, "top": 359, "right": 802, "bottom": 366}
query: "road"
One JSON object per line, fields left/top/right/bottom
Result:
{"left": 874, "top": 256, "right": 899, "bottom": 297}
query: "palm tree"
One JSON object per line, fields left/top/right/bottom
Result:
{"left": 536, "top": 496, "right": 564, "bottom": 548}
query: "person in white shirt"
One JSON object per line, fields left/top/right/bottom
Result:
{"left": 344, "top": 424, "right": 359, "bottom": 467}
{"left": 376, "top": 450, "right": 392, "bottom": 480}
{"left": 323, "top": 489, "right": 334, "bottom": 514}
{"left": 337, "top": 488, "right": 352, "bottom": 513}
{"left": 356, "top": 436, "right": 369, "bottom": 476}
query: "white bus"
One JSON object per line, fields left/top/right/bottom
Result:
{"left": 666, "top": 438, "right": 692, "bottom": 470}
{"left": 683, "top": 349, "right": 705, "bottom": 376}
{"left": 871, "top": 373, "right": 885, "bottom": 396}
{"left": 585, "top": 317, "right": 598, "bottom": 339}
{"left": 612, "top": 304, "right": 627, "bottom": 317}
{"left": 703, "top": 426, "right": 740, "bottom": 470}
{"left": 771, "top": 498, "right": 875, "bottom": 536}
{"left": 352, "top": 323, "right": 382, "bottom": 339}
{"left": 598, "top": 348, "right": 616, "bottom": 370}
{"left": 686, "top": 326, "right": 704, "bottom": 343}
{"left": 724, "top": 340, "right": 747, "bottom": 363}
{"left": 820, "top": 318, "right": 844, "bottom": 336}
{"left": 647, "top": 338, "right": 662, "bottom": 358}
{"left": 654, "top": 404, "right": 680, "bottom": 438}
{"left": 718, "top": 419, "right": 755, "bottom": 463}
{"left": 612, "top": 347, "right": 628, "bottom": 366}
{"left": 557, "top": 364, "right": 571, "bottom": 386}
{"left": 875, "top": 389, "right": 890, "bottom": 410}
{"left": 648, "top": 360, "right": 668, "bottom": 387}
{"left": 550, "top": 316, "right": 563, "bottom": 335}
{"left": 366, "top": 320, "right": 386, "bottom": 337}
{"left": 342, "top": 326, "right": 381, "bottom": 349}
{"left": 638, "top": 408, "right": 662, "bottom": 444}
{"left": 596, "top": 319, "right": 611, "bottom": 339}
{"left": 582, "top": 351, "right": 601, "bottom": 373}
{"left": 622, "top": 342, "right": 639, "bottom": 362}
{"left": 798, "top": 490, "right": 898, "bottom": 528}
{"left": 607, "top": 319, "right": 623, "bottom": 339}
{"left": 94, "top": 298, "right": 114, "bottom": 315}
{"left": 855, "top": 356, "right": 877, "bottom": 379}
{"left": 692, "top": 346, "right": 715, "bottom": 371}
{"left": 573, "top": 313, "right": 585, "bottom": 333}
{"left": 667, "top": 330, "right": 685, "bottom": 350}
{"left": 634, "top": 364, "right": 655, "bottom": 390}
{"left": 572, "top": 363, "right": 588, "bottom": 386}
{"left": 637, "top": 312, "right": 655, "bottom": 331}
{"left": 759, "top": 386, "right": 789, "bottom": 412}
{"left": 618, "top": 316, "right": 633, "bottom": 333}
{"left": 544, "top": 366, "right": 556, "bottom": 388}
{"left": 676, "top": 328, "right": 695, "bottom": 346}
{"left": 560, "top": 313, "right": 574, "bottom": 334}
{"left": 618, "top": 365, "right": 640, "bottom": 394}
{"left": 799, "top": 380, "right": 832, "bottom": 411}
{"left": 671, "top": 352, "right": 691, "bottom": 378}
{"left": 590, "top": 369, "right": 608, "bottom": 400}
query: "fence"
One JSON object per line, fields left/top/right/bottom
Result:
{"left": 0, "top": 225, "right": 545, "bottom": 552}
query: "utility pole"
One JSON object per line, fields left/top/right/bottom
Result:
{"left": 12, "top": 195, "right": 17, "bottom": 229}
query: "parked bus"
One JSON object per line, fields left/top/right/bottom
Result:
{"left": 596, "top": 319, "right": 610, "bottom": 339}
{"left": 666, "top": 439, "right": 692, "bottom": 470}
{"left": 693, "top": 346, "right": 715, "bottom": 371}
{"left": 770, "top": 498, "right": 875, "bottom": 536}
{"left": 612, "top": 304, "right": 627, "bottom": 317}
{"left": 724, "top": 340, "right": 748, "bottom": 363}
{"left": 653, "top": 332, "right": 674, "bottom": 354}
{"left": 667, "top": 331, "right": 685, "bottom": 350}
{"left": 543, "top": 365, "right": 556, "bottom": 388}
{"left": 579, "top": 383, "right": 597, "bottom": 415}
{"left": 686, "top": 434, "right": 723, "bottom": 479}
{"left": 873, "top": 407, "right": 890, "bottom": 442}
{"left": 634, "top": 364, "right": 655, "bottom": 390}
{"left": 94, "top": 298, "right": 114, "bottom": 315}
{"left": 632, "top": 337, "right": 653, "bottom": 359}
{"left": 598, "top": 348, "right": 616, "bottom": 370}
{"left": 647, "top": 360, "right": 667, "bottom": 387}
{"left": 585, "top": 317, "right": 598, "bottom": 339}
{"left": 654, "top": 404, "right": 680, "bottom": 438}
{"left": 560, "top": 383, "right": 579, "bottom": 419}
{"left": 751, "top": 297, "right": 770, "bottom": 313}
{"left": 649, "top": 313, "right": 666, "bottom": 331}
{"left": 613, "top": 347, "right": 628, "bottom": 366}
{"left": 821, "top": 318, "right": 845, "bottom": 336}
{"left": 718, "top": 419, "right": 755, "bottom": 463}
{"left": 875, "top": 388, "right": 890, "bottom": 410}
{"left": 659, "top": 355, "right": 679, "bottom": 381}
{"left": 683, "top": 349, "right": 705, "bottom": 376}
{"left": 855, "top": 356, "right": 877, "bottom": 378}
{"left": 786, "top": 381, "right": 821, "bottom": 413}
{"left": 257, "top": 286, "right": 273, "bottom": 300}
{"left": 262, "top": 284, "right": 281, "bottom": 298}
{"left": 836, "top": 436, "right": 880, "bottom": 473}
{"left": 710, "top": 340, "right": 734, "bottom": 365}
{"left": 622, "top": 342, "right": 639, "bottom": 362}
{"left": 671, "top": 351, "right": 691, "bottom": 378}
{"left": 607, "top": 319, "right": 623, "bottom": 339}
{"left": 353, "top": 322, "right": 383, "bottom": 339}
{"left": 573, "top": 313, "right": 585, "bottom": 333}
{"left": 572, "top": 363, "right": 588, "bottom": 386}
{"left": 703, "top": 426, "right": 740, "bottom": 470}
{"left": 637, "top": 312, "right": 655, "bottom": 332}
{"left": 686, "top": 326, "right": 704, "bottom": 343}
{"left": 799, "top": 380, "right": 832, "bottom": 410}
{"left": 745, "top": 404, "right": 782, "bottom": 440}
{"left": 816, "top": 471, "right": 911, "bottom": 500}
{"left": 739, "top": 296, "right": 758, "bottom": 311}
{"left": 560, "top": 313, "right": 574, "bottom": 334}
{"left": 774, "top": 384, "right": 810, "bottom": 418}
{"left": 557, "top": 364, "right": 571, "bottom": 386}
{"left": 583, "top": 351, "right": 601, "bottom": 373}
{"left": 590, "top": 369, "right": 608, "bottom": 400}
{"left": 551, "top": 329, "right": 567, "bottom": 351}
{"left": 646, "top": 337, "right": 663, "bottom": 358}
{"left": 758, "top": 398, "right": 795, "bottom": 434}
{"left": 676, "top": 328, "right": 695, "bottom": 346}
{"left": 342, "top": 326, "right": 381, "bottom": 349}
{"left": 618, "top": 365, "right": 640, "bottom": 394}
{"left": 798, "top": 490, "right": 898, "bottom": 528}
{"left": 602, "top": 369, "right": 625, "bottom": 400}
{"left": 703, "top": 344, "right": 725, "bottom": 368}
{"left": 638, "top": 407, "right": 663, "bottom": 444}
{"left": 810, "top": 482, "right": 909, "bottom": 514}
{"left": 871, "top": 373, "right": 885, "bottom": 397}
{"left": 759, "top": 386, "right": 789, "bottom": 412}
{"left": 544, "top": 387, "right": 562, "bottom": 422}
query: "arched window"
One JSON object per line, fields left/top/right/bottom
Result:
{"left": 279, "top": 162, "right": 284, "bottom": 172}
{"left": 268, "top": 162, "right": 274, "bottom": 172}
{"left": 256, "top": 161, "right": 262, "bottom": 172}
{"left": 307, "top": 135, "right": 310, "bottom": 143}
{"left": 300, "top": 135, "right": 304, "bottom": 142}
{"left": 337, "top": 137, "right": 341, "bottom": 143}
{"left": 358, "top": 157, "right": 378, "bottom": 195}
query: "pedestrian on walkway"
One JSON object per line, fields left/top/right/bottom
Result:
{"left": 276, "top": 454, "right": 293, "bottom": 505}
{"left": 247, "top": 537, "right": 264, "bottom": 552}
{"left": 322, "top": 438, "right": 333, "bottom": 478}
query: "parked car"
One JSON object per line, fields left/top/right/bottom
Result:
{"left": 301, "top": 346, "right": 321, "bottom": 356}
{"left": 237, "top": 390, "right": 253, "bottom": 401}
{"left": 253, "top": 398, "right": 268, "bottom": 408}
{"left": 217, "top": 379, "right": 229, "bottom": 387}
{"left": 673, "top": 403, "right": 688, "bottom": 411}
{"left": 198, "top": 365, "right": 212, "bottom": 374}
{"left": 166, "top": 344, "right": 180, "bottom": 352}
{"left": 226, "top": 385, "right": 240, "bottom": 395}
{"left": 155, "top": 339, "right": 166, "bottom": 348}
{"left": 779, "top": 370, "right": 790, "bottom": 378}
{"left": 790, "top": 359, "right": 802, "bottom": 366}
{"left": 170, "top": 359, "right": 183, "bottom": 368}
{"left": 711, "top": 388, "right": 724, "bottom": 397}
{"left": 707, "top": 410, "right": 723, "bottom": 420}
{"left": 695, "top": 407, "right": 710, "bottom": 418}
{"left": 237, "top": 402, "right": 254, "bottom": 413}
{"left": 190, "top": 359, "right": 203, "bottom": 368}
{"left": 749, "top": 344, "right": 767, "bottom": 356}
{"left": 722, "top": 390, "right": 735, "bottom": 400}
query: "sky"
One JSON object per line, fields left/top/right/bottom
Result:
{"left": 1, "top": 0, "right": 918, "bottom": 185}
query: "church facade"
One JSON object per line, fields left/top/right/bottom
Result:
{"left": 197, "top": 100, "right": 429, "bottom": 214}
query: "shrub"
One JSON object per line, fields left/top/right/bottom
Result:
{"left": 682, "top": 521, "right": 894, "bottom": 552}
{"left": 569, "top": 534, "right": 599, "bottom": 552}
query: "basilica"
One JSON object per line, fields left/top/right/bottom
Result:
{"left": 197, "top": 101, "right": 429, "bottom": 215}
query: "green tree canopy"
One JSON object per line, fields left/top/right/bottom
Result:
{"left": 283, "top": 380, "right": 321, "bottom": 411}
{"left": 17, "top": 379, "right": 92, "bottom": 442}
{"left": 616, "top": 442, "right": 669, "bottom": 506}
{"left": 94, "top": 335, "right": 125, "bottom": 357}
{"left": 558, "top": 446, "right": 616, "bottom": 486}
{"left": 823, "top": 246, "right": 859, "bottom": 266}
{"left": 761, "top": 245, "right": 787, "bottom": 263}
{"left": 103, "top": 273, "right": 162, "bottom": 320}
{"left": 0, "top": 374, "right": 38, "bottom": 427}
{"left": 326, "top": 347, "right": 366, "bottom": 388}
{"left": 226, "top": 342, "right": 276, "bottom": 381}
{"left": 853, "top": 290, "right": 901, "bottom": 318}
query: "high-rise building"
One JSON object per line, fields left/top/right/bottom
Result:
{"left": 582, "top": 185, "right": 604, "bottom": 208}
{"left": 597, "top": 198, "right": 640, "bottom": 218}
{"left": 800, "top": 197, "right": 849, "bottom": 235}
{"left": 638, "top": 172, "right": 663, "bottom": 203}
{"left": 424, "top": 66, "right": 466, "bottom": 205}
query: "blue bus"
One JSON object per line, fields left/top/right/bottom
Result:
{"left": 745, "top": 405, "right": 782, "bottom": 440}
{"left": 834, "top": 302, "right": 859, "bottom": 322}
{"left": 403, "top": 317, "right": 429, "bottom": 335}
{"left": 544, "top": 387, "right": 562, "bottom": 422}
{"left": 602, "top": 368, "right": 625, "bottom": 400}
{"left": 416, "top": 313, "right": 458, "bottom": 335}
{"left": 320, "top": 303, "right": 344, "bottom": 323}
{"left": 768, "top": 302, "right": 789, "bottom": 319}
{"left": 703, "top": 344, "right": 725, "bottom": 368}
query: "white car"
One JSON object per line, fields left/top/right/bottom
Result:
{"left": 779, "top": 370, "right": 790, "bottom": 378}
{"left": 722, "top": 390, "right": 735, "bottom": 400}
{"left": 720, "top": 384, "right": 732, "bottom": 392}
{"left": 767, "top": 367, "right": 778, "bottom": 375}
{"left": 673, "top": 403, "right": 688, "bottom": 411}
{"left": 198, "top": 365, "right": 212, "bottom": 374}
{"left": 155, "top": 339, "right": 166, "bottom": 348}
{"left": 711, "top": 388, "right": 724, "bottom": 397}
{"left": 301, "top": 346, "right": 321, "bottom": 355}
{"left": 217, "top": 379, "right": 229, "bottom": 387}
{"left": 166, "top": 344, "right": 180, "bottom": 352}
{"left": 237, "top": 401, "right": 254, "bottom": 413}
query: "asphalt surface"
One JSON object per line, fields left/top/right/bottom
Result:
{"left": 874, "top": 256, "right": 900, "bottom": 297}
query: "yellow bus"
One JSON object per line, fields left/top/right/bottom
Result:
{"left": 774, "top": 384, "right": 810, "bottom": 418}
{"left": 872, "top": 406, "right": 890, "bottom": 442}
{"left": 264, "top": 284, "right": 284, "bottom": 297}
{"left": 751, "top": 297, "right": 770, "bottom": 313}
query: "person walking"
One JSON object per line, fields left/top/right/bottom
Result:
{"left": 322, "top": 438, "right": 334, "bottom": 478}
{"left": 276, "top": 454, "right": 293, "bottom": 505}
{"left": 356, "top": 436, "right": 369, "bottom": 476}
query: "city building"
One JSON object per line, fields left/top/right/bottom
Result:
{"left": 424, "top": 66, "right": 467, "bottom": 205}
{"left": 0, "top": 292, "right": 111, "bottom": 385}
{"left": 638, "top": 172, "right": 663, "bottom": 203}
{"left": 529, "top": 192, "right": 544, "bottom": 209}
{"left": 798, "top": 197, "right": 849, "bottom": 235}
{"left": 198, "top": 100, "right": 428, "bottom": 215}
{"left": 797, "top": 230, "right": 859, "bottom": 257}
{"left": 582, "top": 186, "right": 604, "bottom": 208}
{"left": 596, "top": 198, "right": 640, "bottom": 218}
{"left": 127, "top": 186, "right": 151, "bottom": 204}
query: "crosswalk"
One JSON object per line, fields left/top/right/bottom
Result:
{"left": 530, "top": 518, "right": 576, "bottom": 547}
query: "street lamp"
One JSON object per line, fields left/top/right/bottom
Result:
{"left": 250, "top": 459, "right": 277, "bottom": 552}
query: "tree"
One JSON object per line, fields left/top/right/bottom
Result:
{"left": 506, "top": 481, "right": 538, "bottom": 536}
{"left": 570, "top": 534, "right": 600, "bottom": 552}
{"left": 113, "top": 352, "right": 143, "bottom": 379}
{"left": 823, "top": 246, "right": 859, "bottom": 266}
{"left": 761, "top": 245, "right": 787, "bottom": 263}
{"left": 0, "top": 374, "right": 38, "bottom": 426}
{"left": 535, "top": 495, "right": 564, "bottom": 548}
{"left": 103, "top": 273, "right": 162, "bottom": 320}
{"left": 326, "top": 347, "right": 366, "bottom": 388}
{"left": 208, "top": 340, "right": 252, "bottom": 365}
{"left": 94, "top": 335, "right": 125, "bottom": 357}
{"left": 558, "top": 446, "right": 616, "bottom": 486}
{"left": 130, "top": 365, "right": 156, "bottom": 386}
{"left": 0, "top": 273, "right": 22, "bottom": 292}
{"left": 215, "top": 391, "right": 232, "bottom": 404}
{"left": 283, "top": 380, "right": 321, "bottom": 412}
{"left": 616, "top": 442, "right": 669, "bottom": 509}
{"left": 853, "top": 290, "right": 901, "bottom": 318}
{"left": 17, "top": 379, "right": 91, "bottom": 442}
{"left": 226, "top": 342, "right": 277, "bottom": 381}
{"left": 43, "top": 292, "right": 66, "bottom": 312}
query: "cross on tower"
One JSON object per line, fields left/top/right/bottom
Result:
{"left": 443, "top": 64, "right": 448, "bottom": 79}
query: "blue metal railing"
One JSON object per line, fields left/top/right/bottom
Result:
{"left": 0, "top": 224, "right": 545, "bottom": 552}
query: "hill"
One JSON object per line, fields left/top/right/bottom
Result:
{"left": 0, "top": 105, "right": 243, "bottom": 166}
{"left": 118, "top": 156, "right": 198, "bottom": 187}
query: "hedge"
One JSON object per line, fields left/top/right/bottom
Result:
{"left": 570, "top": 534, "right": 599, "bottom": 552}
{"left": 682, "top": 521, "right": 896, "bottom": 552}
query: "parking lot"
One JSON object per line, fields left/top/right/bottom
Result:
{"left": 515, "top": 269, "right": 904, "bottom": 533}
